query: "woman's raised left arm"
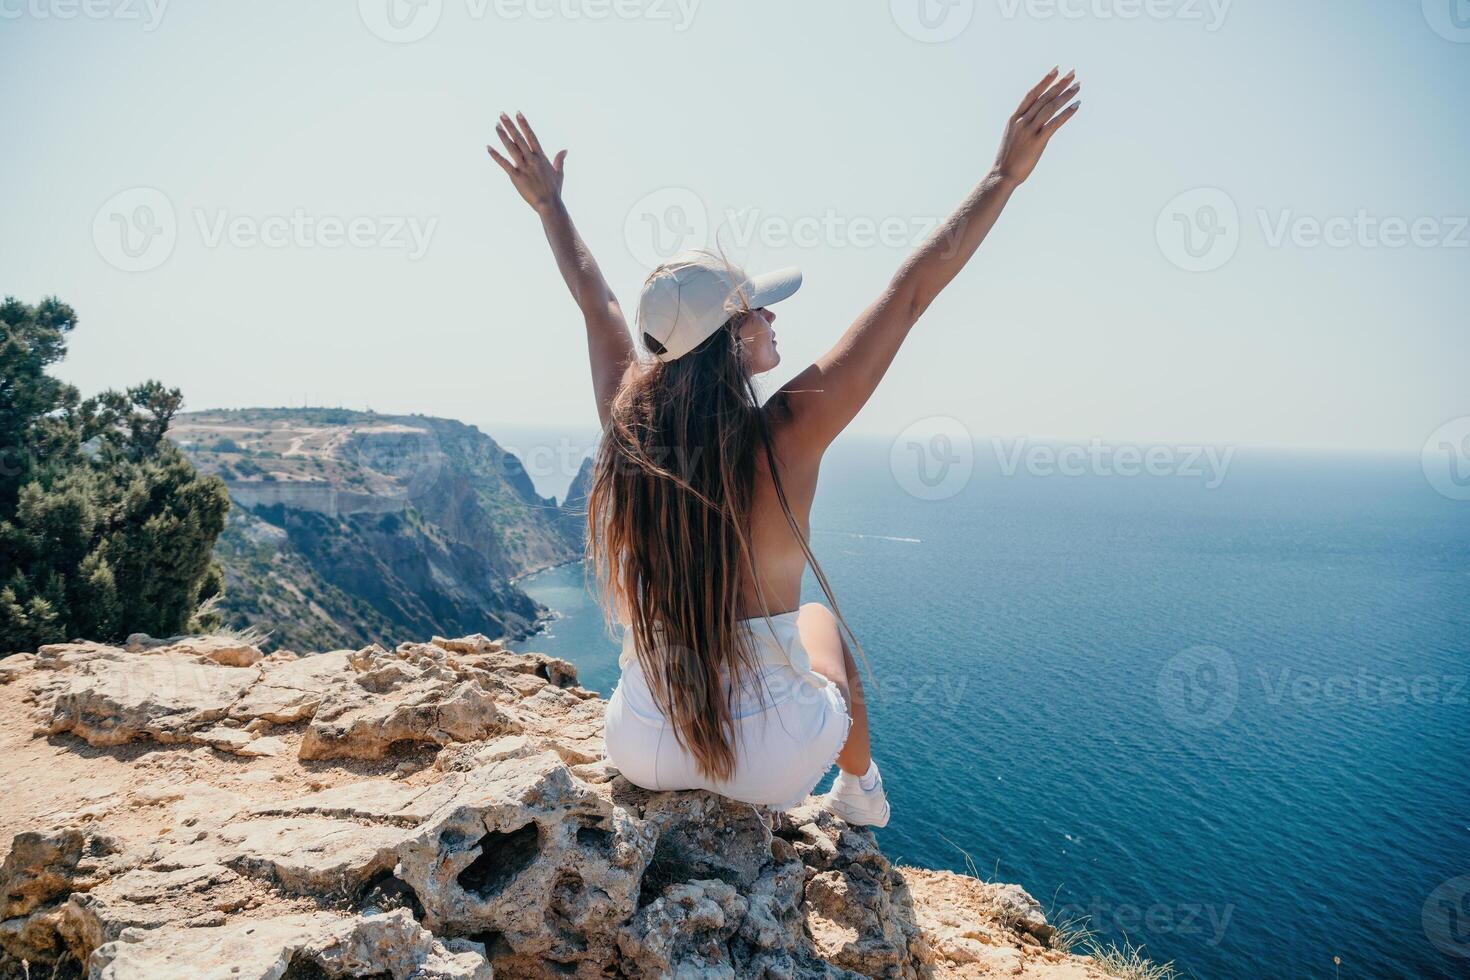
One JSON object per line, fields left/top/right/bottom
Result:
{"left": 775, "top": 69, "right": 1081, "bottom": 454}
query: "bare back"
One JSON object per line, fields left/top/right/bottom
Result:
{"left": 738, "top": 399, "right": 820, "bottom": 617}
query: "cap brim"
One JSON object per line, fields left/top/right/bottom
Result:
{"left": 744, "top": 266, "right": 802, "bottom": 309}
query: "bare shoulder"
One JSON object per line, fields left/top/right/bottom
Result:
{"left": 760, "top": 393, "right": 822, "bottom": 498}
{"left": 617, "top": 358, "right": 643, "bottom": 396}
{"left": 765, "top": 361, "right": 833, "bottom": 458}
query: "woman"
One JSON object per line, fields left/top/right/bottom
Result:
{"left": 488, "top": 69, "right": 1080, "bottom": 827}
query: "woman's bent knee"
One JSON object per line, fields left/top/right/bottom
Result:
{"left": 797, "top": 603, "right": 847, "bottom": 687}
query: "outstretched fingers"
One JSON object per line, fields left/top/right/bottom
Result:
{"left": 1040, "top": 100, "right": 1081, "bottom": 138}
{"left": 486, "top": 145, "right": 516, "bottom": 175}
{"left": 495, "top": 121, "right": 525, "bottom": 165}
{"left": 514, "top": 112, "right": 544, "bottom": 156}
{"left": 503, "top": 112, "right": 531, "bottom": 151}
{"left": 1014, "top": 67, "right": 1059, "bottom": 119}
{"left": 1032, "top": 80, "right": 1080, "bottom": 129}
{"left": 1023, "top": 70, "right": 1075, "bottom": 127}
{"left": 501, "top": 112, "right": 534, "bottom": 155}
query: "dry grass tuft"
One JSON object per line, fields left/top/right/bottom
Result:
{"left": 1050, "top": 916, "right": 1179, "bottom": 980}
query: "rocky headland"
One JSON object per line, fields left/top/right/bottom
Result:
{"left": 0, "top": 633, "right": 1110, "bottom": 979}
{"left": 170, "top": 409, "right": 592, "bottom": 653}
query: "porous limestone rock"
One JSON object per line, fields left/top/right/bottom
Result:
{"left": 618, "top": 879, "right": 748, "bottom": 976}
{"left": 40, "top": 648, "right": 261, "bottom": 747}
{"left": 298, "top": 642, "right": 522, "bottom": 761}
{"left": 0, "top": 634, "right": 1109, "bottom": 980}
{"left": 160, "top": 816, "right": 411, "bottom": 897}
{"left": 87, "top": 912, "right": 335, "bottom": 980}
{"left": 293, "top": 909, "right": 494, "bottom": 980}
{"left": 395, "top": 749, "right": 657, "bottom": 972}
{"left": 87, "top": 910, "right": 494, "bottom": 980}
{"left": 156, "top": 635, "right": 265, "bottom": 668}
{"left": 509, "top": 682, "right": 607, "bottom": 764}
{"left": 228, "top": 648, "right": 355, "bottom": 723}
{"left": 247, "top": 778, "right": 463, "bottom": 827}
{"left": 0, "top": 654, "right": 35, "bottom": 684}
{"left": 0, "top": 824, "right": 127, "bottom": 965}
{"left": 58, "top": 863, "right": 253, "bottom": 951}
{"left": 431, "top": 634, "right": 578, "bottom": 689}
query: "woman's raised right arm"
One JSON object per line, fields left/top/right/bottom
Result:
{"left": 488, "top": 112, "right": 635, "bottom": 428}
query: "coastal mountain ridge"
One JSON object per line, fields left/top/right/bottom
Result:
{"left": 172, "top": 409, "right": 592, "bottom": 653}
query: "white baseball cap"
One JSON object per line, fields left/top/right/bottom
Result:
{"left": 636, "top": 250, "right": 802, "bottom": 362}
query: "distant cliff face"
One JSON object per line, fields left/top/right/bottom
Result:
{"left": 558, "top": 455, "right": 594, "bottom": 549}
{"left": 173, "top": 409, "right": 585, "bottom": 651}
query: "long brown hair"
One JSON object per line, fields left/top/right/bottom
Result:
{"left": 586, "top": 275, "right": 859, "bottom": 781}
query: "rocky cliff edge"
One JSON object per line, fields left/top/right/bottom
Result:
{"left": 0, "top": 634, "right": 1109, "bottom": 979}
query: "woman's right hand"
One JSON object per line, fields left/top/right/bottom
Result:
{"left": 487, "top": 111, "right": 566, "bottom": 214}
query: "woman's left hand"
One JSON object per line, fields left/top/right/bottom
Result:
{"left": 487, "top": 111, "right": 567, "bottom": 214}
{"left": 993, "top": 67, "right": 1081, "bottom": 185}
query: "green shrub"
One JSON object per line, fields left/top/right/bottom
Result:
{"left": 0, "top": 297, "right": 229, "bottom": 653}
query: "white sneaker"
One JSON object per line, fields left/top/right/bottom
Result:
{"left": 822, "top": 760, "right": 890, "bottom": 828}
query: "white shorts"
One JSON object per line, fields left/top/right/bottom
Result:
{"left": 603, "top": 610, "right": 852, "bottom": 810}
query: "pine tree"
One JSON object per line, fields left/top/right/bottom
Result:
{"left": 0, "top": 297, "right": 228, "bottom": 653}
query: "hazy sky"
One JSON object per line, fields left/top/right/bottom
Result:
{"left": 3, "top": 0, "right": 1466, "bottom": 455}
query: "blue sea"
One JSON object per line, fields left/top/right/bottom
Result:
{"left": 511, "top": 436, "right": 1469, "bottom": 979}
